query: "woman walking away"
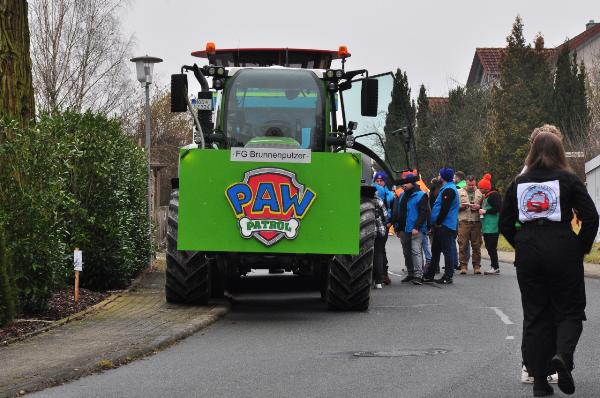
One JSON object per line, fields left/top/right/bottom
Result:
{"left": 499, "top": 127, "right": 599, "bottom": 396}
{"left": 477, "top": 174, "right": 502, "bottom": 275}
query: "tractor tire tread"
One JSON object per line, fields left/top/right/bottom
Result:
{"left": 165, "top": 189, "right": 211, "bottom": 304}
{"left": 326, "top": 198, "right": 376, "bottom": 311}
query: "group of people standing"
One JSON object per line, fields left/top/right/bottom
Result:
{"left": 372, "top": 167, "right": 502, "bottom": 287}
{"left": 371, "top": 124, "right": 599, "bottom": 396}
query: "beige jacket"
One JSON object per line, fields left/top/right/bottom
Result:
{"left": 458, "top": 188, "right": 484, "bottom": 222}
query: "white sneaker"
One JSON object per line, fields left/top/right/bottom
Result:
{"left": 521, "top": 365, "right": 534, "bottom": 384}
{"left": 547, "top": 373, "right": 558, "bottom": 384}
{"left": 373, "top": 283, "right": 383, "bottom": 289}
{"left": 521, "top": 365, "right": 558, "bottom": 384}
{"left": 484, "top": 268, "right": 500, "bottom": 275}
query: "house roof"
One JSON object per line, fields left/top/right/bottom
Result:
{"left": 466, "top": 23, "right": 600, "bottom": 87}
{"left": 564, "top": 23, "right": 600, "bottom": 51}
{"left": 466, "top": 47, "right": 558, "bottom": 86}
{"left": 466, "top": 48, "right": 504, "bottom": 86}
{"left": 427, "top": 97, "right": 449, "bottom": 112}
{"left": 473, "top": 48, "right": 504, "bottom": 76}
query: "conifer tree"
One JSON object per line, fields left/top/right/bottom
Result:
{"left": 383, "top": 69, "right": 415, "bottom": 170}
{"left": 489, "top": 16, "right": 554, "bottom": 189}
{"left": 414, "top": 85, "right": 430, "bottom": 173}
{"left": 553, "top": 43, "right": 589, "bottom": 144}
{"left": 416, "top": 84, "right": 430, "bottom": 131}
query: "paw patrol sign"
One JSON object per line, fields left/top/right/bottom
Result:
{"left": 225, "top": 168, "right": 317, "bottom": 246}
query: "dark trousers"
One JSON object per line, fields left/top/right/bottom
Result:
{"left": 483, "top": 233, "right": 499, "bottom": 269}
{"left": 382, "top": 230, "right": 389, "bottom": 276}
{"left": 424, "top": 226, "right": 457, "bottom": 279}
{"left": 373, "top": 235, "right": 386, "bottom": 284}
{"left": 516, "top": 225, "right": 586, "bottom": 377}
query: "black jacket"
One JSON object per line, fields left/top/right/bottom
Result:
{"left": 499, "top": 168, "right": 599, "bottom": 253}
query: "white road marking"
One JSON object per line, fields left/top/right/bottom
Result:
{"left": 490, "top": 307, "right": 515, "bottom": 325}
{"left": 371, "top": 304, "right": 442, "bottom": 309}
{"left": 506, "top": 336, "right": 515, "bottom": 340}
{"left": 388, "top": 271, "right": 404, "bottom": 277}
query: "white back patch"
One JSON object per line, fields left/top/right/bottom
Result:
{"left": 516, "top": 180, "right": 561, "bottom": 222}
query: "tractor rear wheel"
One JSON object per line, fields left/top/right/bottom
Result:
{"left": 165, "top": 189, "right": 211, "bottom": 304}
{"left": 326, "top": 198, "right": 376, "bottom": 311}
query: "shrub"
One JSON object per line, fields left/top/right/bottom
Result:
{"left": 0, "top": 112, "right": 151, "bottom": 309}
{"left": 0, "top": 221, "right": 17, "bottom": 326}
{"left": 0, "top": 118, "right": 71, "bottom": 310}
{"left": 59, "top": 112, "right": 151, "bottom": 290}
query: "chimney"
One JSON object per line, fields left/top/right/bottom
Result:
{"left": 586, "top": 20, "right": 598, "bottom": 30}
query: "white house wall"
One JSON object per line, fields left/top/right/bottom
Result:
{"left": 585, "top": 156, "right": 600, "bottom": 242}
{"left": 576, "top": 34, "right": 600, "bottom": 73}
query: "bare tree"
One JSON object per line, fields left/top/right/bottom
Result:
{"left": 125, "top": 86, "right": 192, "bottom": 205}
{"left": 29, "top": 0, "right": 135, "bottom": 115}
{"left": 586, "top": 55, "right": 600, "bottom": 160}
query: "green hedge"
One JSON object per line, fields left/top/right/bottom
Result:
{"left": 0, "top": 221, "right": 17, "bottom": 326}
{"left": 0, "top": 112, "right": 151, "bottom": 311}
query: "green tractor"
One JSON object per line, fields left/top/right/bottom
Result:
{"left": 168, "top": 43, "right": 401, "bottom": 311}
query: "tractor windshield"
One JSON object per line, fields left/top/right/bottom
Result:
{"left": 224, "top": 69, "right": 325, "bottom": 149}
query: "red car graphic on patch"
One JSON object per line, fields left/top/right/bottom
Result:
{"left": 526, "top": 191, "right": 549, "bottom": 213}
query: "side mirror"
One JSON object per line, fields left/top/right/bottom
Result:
{"left": 171, "top": 74, "right": 188, "bottom": 112}
{"left": 360, "top": 78, "right": 378, "bottom": 117}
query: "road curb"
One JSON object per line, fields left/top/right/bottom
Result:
{"left": 0, "top": 263, "right": 159, "bottom": 348}
{"left": 0, "top": 293, "right": 122, "bottom": 347}
{"left": 482, "top": 251, "right": 600, "bottom": 279}
{"left": 2, "top": 302, "right": 230, "bottom": 398}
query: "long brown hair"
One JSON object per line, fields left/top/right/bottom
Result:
{"left": 524, "top": 127, "right": 571, "bottom": 172}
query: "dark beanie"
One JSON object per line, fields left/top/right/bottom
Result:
{"left": 400, "top": 173, "right": 419, "bottom": 185}
{"left": 439, "top": 167, "right": 454, "bottom": 182}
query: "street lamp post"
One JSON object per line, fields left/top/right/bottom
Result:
{"left": 130, "top": 55, "right": 162, "bottom": 263}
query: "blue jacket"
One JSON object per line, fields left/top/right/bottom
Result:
{"left": 374, "top": 184, "right": 395, "bottom": 223}
{"left": 397, "top": 190, "right": 428, "bottom": 234}
{"left": 430, "top": 182, "right": 459, "bottom": 231}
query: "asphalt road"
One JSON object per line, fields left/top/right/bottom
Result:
{"left": 34, "top": 238, "right": 600, "bottom": 398}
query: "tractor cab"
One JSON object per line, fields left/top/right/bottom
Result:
{"left": 224, "top": 68, "right": 325, "bottom": 149}
{"left": 172, "top": 43, "right": 404, "bottom": 183}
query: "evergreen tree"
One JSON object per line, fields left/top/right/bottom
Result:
{"left": 413, "top": 85, "right": 491, "bottom": 181}
{"left": 489, "top": 16, "right": 554, "bottom": 190}
{"left": 414, "top": 85, "right": 430, "bottom": 173}
{"left": 416, "top": 84, "right": 430, "bottom": 131}
{"left": 553, "top": 44, "right": 589, "bottom": 144}
{"left": 384, "top": 69, "right": 415, "bottom": 170}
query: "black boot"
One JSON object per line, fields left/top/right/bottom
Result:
{"left": 533, "top": 377, "right": 554, "bottom": 396}
{"left": 552, "top": 354, "right": 575, "bottom": 395}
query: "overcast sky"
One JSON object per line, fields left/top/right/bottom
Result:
{"left": 122, "top": 0, "right": 599, "bottom": 97}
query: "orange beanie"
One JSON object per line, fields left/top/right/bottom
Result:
{"left": 478, "top": 173, "right": 492, "bottom": 190}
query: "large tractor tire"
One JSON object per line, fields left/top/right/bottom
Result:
{"left": 165, "top": 189, "right": 211, "bottom": 304}
{"left": 326, "top": 198, "right": 376, "bottom": 311}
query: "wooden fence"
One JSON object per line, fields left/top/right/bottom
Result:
{"left": 155, "top": 206, "right": 168, "bottom": 250}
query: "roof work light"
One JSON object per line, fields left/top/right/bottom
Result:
{"left": 206, "top": 42, "right": 216, "bottom": 54}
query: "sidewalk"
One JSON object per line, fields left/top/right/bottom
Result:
{"left": 0, "top": 263, "right": 229, "bottom": 398}
{"left": 481, "top": 249, "right": 600, "bottom": 278}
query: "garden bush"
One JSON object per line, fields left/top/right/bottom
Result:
{"left": 0, "top": 112, "right": 151, "bottom": 310}
{"left": 0, "top": 221, "right": 17, "bottom": 326}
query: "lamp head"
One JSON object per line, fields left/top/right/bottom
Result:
{"left": 130, "top": 55, "right": 163, "bottom": 85}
